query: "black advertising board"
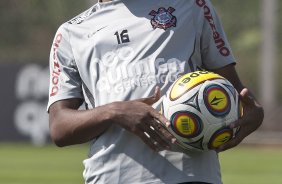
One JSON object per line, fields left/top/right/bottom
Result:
{"left": 0, "top": 63, "right": 50, "bottom": 145}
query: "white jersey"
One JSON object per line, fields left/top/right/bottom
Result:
{"left": 48, "top": 0, "right": 235, "bottom": 183}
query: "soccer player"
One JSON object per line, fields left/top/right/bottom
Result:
{"left": 48, "top": 0, "right": 264, "bottom": 183}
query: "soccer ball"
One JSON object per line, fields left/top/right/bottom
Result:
{"left": 161, "top": 71, "right": 242, "bottom": 151}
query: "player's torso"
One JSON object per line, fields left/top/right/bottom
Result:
{"left": 67, "top": 0, "right": 203, "bottom": 107}
{"left": 64, "top": 2, "right": 223, "bottom": 183}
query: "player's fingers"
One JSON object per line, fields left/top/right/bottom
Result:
{"left": 138, "top": 131, "right": 163, "bottom": 152}
{"left": 150, "top": 119, "right": 175, "bottom": 144}
{"left": 239, "top": 88, "right": 254, "bottom": 106}
{"left": 136, "top": 86, "right": 161, "bottom": 105}
{"left": 150, "top": 110, "right": 171, "bottom": 129}
{"left": 216, "top": 124, "right": 252, "bottom": 152}
{"left": 135, "top": 123, "right": 166, "bottom": 151}
{"left": 216, "top": 135, "right": 243, "bottom": 152}
{"left": 150, "top": 113, "right": 176, "bottom": 144}
{"left": 229, "top": 118, "right": 245, "bottom": 129}
{"left": 144, "top": 125, "right": 171, "bottom": 150}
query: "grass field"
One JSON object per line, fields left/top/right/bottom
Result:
{"left": 0, "top": 143, "right": 86, "bottom": 184}
{"left": 0, "top": 143, "right": 282, "bottom": 184}
{"left": 220, "top": 145, "right": 282, "bottom": 184}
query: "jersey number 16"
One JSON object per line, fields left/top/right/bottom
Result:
{"left": 114, "top": 30, "right": 130, "bottom": 44}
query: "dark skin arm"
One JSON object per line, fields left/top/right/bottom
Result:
{"left": 49, "top": 87, "right": 175, "bottom": 152}
{"left": 49, "top": 98, "right": 112, "bottom": 146}
{"left": 212, "top": 64, "right": 264, "bottom": 152}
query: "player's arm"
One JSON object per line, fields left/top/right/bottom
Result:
{"left": 212, "top": 64, "right": 264, "bottom": 152}
{"left": 49, "top": 98, "right": 111, "bottom": 147}
{"left": 49, "top": 87, "right": 175, "bottom": 151}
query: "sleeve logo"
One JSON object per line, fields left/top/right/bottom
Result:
{"left": 50, "top": 33, "right": 62, "bottom": 97}
{"left": 196, "top": 0, "right": 231, "bottom": 57}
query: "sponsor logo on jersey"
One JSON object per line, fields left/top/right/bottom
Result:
{"left": 196, "top": 0, "right": 231, "bottom": 57}
{"left": 149, "top": 7, "right": 177, "bottom": 30}
{"left": 92, "top": 46, "right": 186, "bottom": 93}
{"left": 50, "top": 33, "right": 62, "bottom": 97}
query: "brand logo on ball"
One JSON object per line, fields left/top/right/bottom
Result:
{"left": 169, "top": 71, "right": 223, "bottom": 101}
{"left": 149, "top": 7, "right": 177, "bottom": 30}
{"left": 171, "top": 111, "right": 202, "bottom": 138}
{"left": 208, "top": 128, "right": 233, "bottom": 149}
{"left": 204, "top": 84, "right": 231, "bottom": 117}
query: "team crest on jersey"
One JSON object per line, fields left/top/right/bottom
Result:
{"left": 149, "top": 7, "right": 177, "bottom": 30}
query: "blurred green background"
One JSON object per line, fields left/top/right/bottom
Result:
{"left": 0, "top": 0, "right": 282, "bottom": 184}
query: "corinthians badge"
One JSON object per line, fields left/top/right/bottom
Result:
{"left": 149, "top": 7, "right": 177, "bottom": 30}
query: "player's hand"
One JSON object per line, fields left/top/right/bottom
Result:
{"left": 216, "top": 88, "right": 264, "bottom": 152}
{"left": 110, "top": 86, "right": 176, "bottom": 152}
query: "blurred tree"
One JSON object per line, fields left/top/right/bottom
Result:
{"left": 213, "top": 0, "right": 262, "bottom": 94}
{"left": 0, "top": 0, "right": 89, "bottom": 62}
{"left": 277, "top": 0, "right": 282, "bottom": 102}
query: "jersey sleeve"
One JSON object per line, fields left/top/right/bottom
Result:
{"left": 198, "top": 0, "right": 236, "bottom": 69}
{"left": 47, "top": 24, "right": 83, "bottom": 111}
